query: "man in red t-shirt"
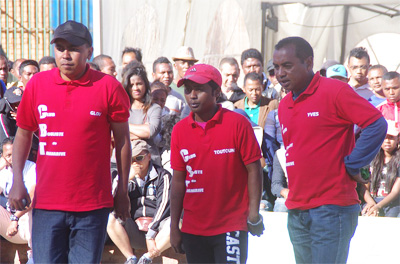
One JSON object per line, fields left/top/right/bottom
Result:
{"left": 8, "top": 21, "right": 132, "bottom": 263}
{"left": 275, "top": 37, "right": 386, "bottom": 264}
{"left": 170, "top": 64, "right": 264, "bottom": 264}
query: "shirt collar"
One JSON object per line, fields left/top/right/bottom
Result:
{"left": 53, "top": 64, "right": 92, "bottom": 86}
{"left": 286, "top": 72, "right": 318, "bottom": 106}
{"left": 188, "top": 104, "right": 223, "bottom": 128}
{"left": 244, "top": 97, "right": 260, "bottom": 109}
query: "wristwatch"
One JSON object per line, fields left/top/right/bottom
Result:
{"left": 10, "top": 214, "right": 19, "bottom": 221}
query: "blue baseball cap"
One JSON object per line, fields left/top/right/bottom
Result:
{"left": 326, "top": 64, "right": 348, "bottom": 79}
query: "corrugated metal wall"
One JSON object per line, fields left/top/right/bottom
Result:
{"left": 0, "top": 0, "right": 92, "bottom": 62}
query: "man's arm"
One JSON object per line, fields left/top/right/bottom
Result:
{"left": 8, "top": 128, "right": 33, "bottom": 210}
{"left": 345, "top": 117, "right": 387, "bottom": 183}
{"left": 111, "top": 121, "right": 131, "bottom": 221}
{"left": 170, "top": 169, "right": 186, "bottom": 254}
{"left": 246, "top": 159, "right": 264, "bottom": 236}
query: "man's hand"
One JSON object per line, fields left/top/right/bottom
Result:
{"left": 8, "top": 181, "right": 31, "bottom": 211}
{"left": 280, "top": 188, "right": 289, "bottom": 199}
{"left": 113, "top": 189, "right": 131, "bottom": 222}
{"left": 247, "top": 213, "right": 264, "bottom": 237}
{"left": 146, "top": 239, "right": 161, "bottom": 258}
{"left": 350, "top": 173, "right": 369, "bottom": 184}
{"left": 6, "top": 220, "right": 19, "bottom": 237}
{"left": 170, "top": 226, "right": 185, "bottom": 254}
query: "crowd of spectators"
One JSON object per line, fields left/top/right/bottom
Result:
{"left": 0, "top": 37, "right": 399, "bottom": 264}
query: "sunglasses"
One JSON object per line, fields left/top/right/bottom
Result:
{"left": 132, "top": 154, "right": 147, "bottom": 162}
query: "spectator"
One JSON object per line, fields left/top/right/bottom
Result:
{"left": 122, "top": 47, "right": 142, "bottom": 69}
{"left": 319, "top": 59, "right": 339, "bottom": 77}
{"left": 361, "top": 120, "right": 400, "bottom": 217}
{"left": 219, "top": 57, "right": 245, "bottom": 103}
{"left": 18, "top": 60, "right": 39, "bottom": 91}
{"left": 8, "top": 20, "right": 131, "bottom": 263}
{"left": 7, "top": 58, "right": 26, "bottom": 89}
{"left": 107, "top": 140, "right": 172, "bottom": 264}
{"left": 377, "top": 71, "right": 400, "bottom": 127}
{"left": 159, "top": 114, "right": 180, "bottom": 174}
{"left": 347, "top": 47, "right": 373, "bottom": 100}
{"left": 0, "top": 137, "right": 36, "bottom": 264}
{"left": 234, "top": 72, "right": 278, "bottom": 129}
{"left": 93, "top": 54, "right": 117, "bottom": 78}
{"left": 150, "top": 81, "right": 169, "bottom": 117}
{"left": 326, "top": 64, "right": 349, "bottom": 83}
{"left": 241, "top": 48, "right": 277, "bottom": 99}
{"left": 264, "top": 87, "right": 289, "bottom": 148}
{"left": 266, "top": 59, "right": 281, "bottom": 94}
{"left": 88, "top": 61, "right": 100, "bottom": 71}
{"left": 122, "top": 64, "right": 162, "bottom": 166}
{"left": 152, "top": 57, "right": 186, "bottom": 116}
{"left": 271, "top": 148, "right": 289, "bottom": 212}
{"left": 0, "top": 55, "right": 8, "bottom": 96}
{"left": 171, "top": 46, "right": 198, "bottom": 98}
{"left": 368, "top": 65, "right": 388, "bottom": 107}
{"left": 274, "top": 36, "right": 386, "bottom": 263}
{"left": 170, "top": 64, "right": 264, "bottom": 263}
{"left": 38, "top": 56, "right": 56, "bottom": 72}
{"left": 0, "top": 87, "right": 23, "bottom": 142}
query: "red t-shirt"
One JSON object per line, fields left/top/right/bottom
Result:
{"left": 170, "top": 106, "right": 261, "bottom": 236}
{"left": 17, "top": 66, "right": 130, "bottom": 211}
{"left": 279, "top": 73, "right": 382, "bottom": 210}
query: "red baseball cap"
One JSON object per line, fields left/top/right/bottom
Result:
{"left": 177, "top": 64, "right": 222, "bottom": 87}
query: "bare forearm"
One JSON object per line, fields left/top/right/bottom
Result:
{"left": 170, "top": 170, "right": 186, "bottom": 229}
{"left": 246, "top": 160, "right": 263, "bottom": 221}
{"left": 129, "top": 123, "right": 150, "bottom": 139}
{"left": 13, "top": 128, "right": 33, "bottom": 181}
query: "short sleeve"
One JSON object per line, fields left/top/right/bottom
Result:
{"left": 236, "top": 116, "right": 262, "bottom": 165}
{"left": 16, "top": 83, "right": 39, "bottom": 131}
{"left": 107, "top": 83, "right": 130, "bottom": 123}
{"left": 170, "top": 124, "right": 186, "bottom": 171}
{"left": 335, "top": 85, "right": 382, "bottom": 129}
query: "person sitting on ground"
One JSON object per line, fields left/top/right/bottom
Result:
{"left": 368, "top": 65, "right": 388, "bottom": 107}
{"left": 234, "top": 72, "right": 278, "bottom": 129}
{"left": 361, "top": 120, "right": 400, "bottom": 217}
{"left": 122, "top": 64, "right": 162, "bottom": 166}
{"left": 107, "top": 140, "right": 172, "bottom": 264}
{"left": 0, "top": 137, "right": 36, "bottom": 263}
{"left": 38, "top": 56, "right": 57, "bottom": 72}
{"left": 326, "top": 64, "right": 349, "bottom": 83}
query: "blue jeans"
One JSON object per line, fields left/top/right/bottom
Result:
{"left": 288, "top": 204, "right": 359, "bottom": 264}
{"left": 32, "top": 208, "right": 110, "bottom": 264}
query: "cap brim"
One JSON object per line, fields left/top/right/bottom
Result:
{"left": 177, "top": 75, "right": 210, "bottom": 87}
{"left": 172, "top": 57, "right": 199, "bottom": 63}
{"left": 51, "top": 35, "right": 89, "bottom": 47}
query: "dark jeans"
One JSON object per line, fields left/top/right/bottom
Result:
{"left": 32, "top": 208, "right": 110, "bottom": 264}
{"left": 182, "top": 231, "right": 248, "bottom": 264}
{"left": 288, "top": 204, "right": 359, "bottom": 264}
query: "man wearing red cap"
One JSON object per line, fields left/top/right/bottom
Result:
{"left": 170, "top": 64, "right": 264, "bottom": 263}
{"left": 8, "top": 20, "right": 131, "bottom": 263}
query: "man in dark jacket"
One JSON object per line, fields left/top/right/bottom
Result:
{"left": 107, "top": 140, "right": 172, "bottom": 264}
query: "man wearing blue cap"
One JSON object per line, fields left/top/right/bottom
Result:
{"left": 8, "top": 20, "right": 132, "bottom": 263}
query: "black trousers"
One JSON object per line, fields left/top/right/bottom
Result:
{"left": 182, "top": 231, "right": 248, "bottom": 264}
